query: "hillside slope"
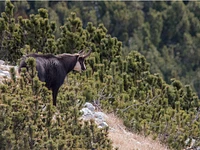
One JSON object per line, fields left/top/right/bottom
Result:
{"left": 106, "top": 113, "right": 169, "bottom": 150}
{"left": 0, "top": 63, "right": 168, "bottom": 150}
{"left": 0, "top": 2, "right": 199, "bottom": 149}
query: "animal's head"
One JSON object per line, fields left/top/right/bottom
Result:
{"left": 73, "top": 49, "right": 92, "bottom": 72}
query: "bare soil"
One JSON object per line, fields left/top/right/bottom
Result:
{"left": 106, "top": 113, "right": 169, "bottom": 150}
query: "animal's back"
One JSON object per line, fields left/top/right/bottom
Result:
{"left": 19, "top": 53, "right": 57, "bottom": 67}
{"left": 18, "top": 53, "right": 66, "bottom": 89}
{"left": 27, "top": 53, "right": 56, "bottom": 59}
{"left": 19, "top": 54, "right": 55, "bottom": 73}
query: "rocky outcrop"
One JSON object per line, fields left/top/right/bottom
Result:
{"left": 0, "top": 60, "right": 18, "bottom": 83}
{"left": 80, "top": 102, "right": 108, "bottom": 128}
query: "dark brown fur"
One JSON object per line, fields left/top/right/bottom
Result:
{"left": 18, "top": 52, "right": 87, "bottom": 106}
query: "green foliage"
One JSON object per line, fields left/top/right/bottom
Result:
{"left": 0, "top": 0, "right": 22, "bottom": 64}
{"left": 0, "top": 59, "right": 112, "bottom": 150}
{"left": 1, "top": 1, "right": 200, "bottom": 99}
{"left": 0, "top": 1, "right": 57, "bottom": 64}
{"left": 0, "top": 1, "right": 200, "bottom": 149}
{"left": 57, "top": 12, "right": 85, "bottom": 54}
{"left": 18, "top": 8, "right": 56, "bottom": 54}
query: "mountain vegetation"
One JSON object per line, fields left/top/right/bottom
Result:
{"left": 1, "top": 1, "right": 200, "bottom": 97}
{"left": 0, "top": 1, "right": 199, "bottom": 149}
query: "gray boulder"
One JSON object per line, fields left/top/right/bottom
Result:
{"left": 81, "top": 102, "right": 109, "bottom": 128}
{"left": 80, "top": 107, "right": 94, "bottom": 120}
{"left": 84, "top": 102, "right": 95, "bottom": 112}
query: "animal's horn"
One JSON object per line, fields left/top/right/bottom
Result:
{"left": 78, "top": 50, "right": 84, "bottom": 54}
{"left": 83, "top": 48, "right": 92, "bottom": 58}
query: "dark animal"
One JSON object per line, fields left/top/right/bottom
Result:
{"left": 18, "top": 50, "right": 92, "bottom": 106}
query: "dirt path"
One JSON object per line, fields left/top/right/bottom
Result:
{"left": 106, "top": 113, "right": 169, "bottom": 150}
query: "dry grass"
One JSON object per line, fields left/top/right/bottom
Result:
{"left": 106, "top": 113, "right": 169, "bottom": 150}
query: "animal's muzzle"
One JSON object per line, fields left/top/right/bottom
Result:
{"left": 82, "top": 66, "right": 86, "bottom": 71}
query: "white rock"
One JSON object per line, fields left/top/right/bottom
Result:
{"left": 0, "top": 72, "right": 6, "bottom": 77}
{"left": 80, "top": 108, "right": 94, "bottom": 120}
{"left": 94, "top": 112, "right": 108, "bottom": 121}
{"left": 191, "top": 139, "right": 196, "bottom": 147}
{"left": 1, "top": 65, "right": 11, "bottom": 70}
{"left": 185, "top": 138, "right": 190, "bottom": 145}
{"left": 98, "top": 122, "right": 108, "bottom": 128}
{"left": 84, "top": 102, "right": 95, "bottom": 112}
{"left": 2, "top": 71, "right": 10, "bottom": 76}
{"left": 99, "top": 121, "right": 108, "bottom": 127}
{"left": 95, "top": 117, "right": 102, "bottom": 124}
{"left": 81, "top": 103, "right": 109, "bottom": 128}
{"left": 0, "top": 60, "right": 5, "bottom": 65}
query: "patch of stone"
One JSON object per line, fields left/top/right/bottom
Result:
{"left": 80, "top": 107, "right": 94, "bottom": 120}
{"left": 0, "top": 60, "right": 5, "bottom": 65}
{"left": 185, "top": 138, "right": 200, "bottom": 150}
{"left": 81, "top": 102, "right": 109, "bottom": 128}
{"left": 84, "top": 102, "right": 95, "bottom": 112}
{"left": 0, "top": 60, "right": 19, "bottom": 83}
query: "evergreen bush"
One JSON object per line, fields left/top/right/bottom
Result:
{"left": 0, "top": 1, "right": 199, "bottom": 149}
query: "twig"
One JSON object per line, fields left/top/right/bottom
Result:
{"left": 93, "top": 87, "right": 114, "bottom": 111}
{"left": 121, "top": 94, "right": 161, "bottom": 112}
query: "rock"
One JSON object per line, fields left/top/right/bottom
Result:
{"left": 185, "top": 138, "right": 200, "bottom": 149}
{"left": 94, "top": 111, "right": 108, "bottom": 121}
{"left": 80, "top": 107, "right": 94, "bottom": 120}
{"left": 0, "top": 60, "right": 5, "bottom": 65}
{"left": 0, "top": 70, "right": 10, "bottom": 77}
{"left": 98, "top": 122, "right": 108, "bottom": 128}
{"left": 0, "top": 61, "right": 19, "bottom": 83}
{"left": 185, "top": 138, "right": 190, "bottom": 145}
{"left": 84, "top": 102, "right": 95, "bottom": 112}
{"left": 81, "top": 102, "right": 109, "bottom": 128}
{"left": 191, "top": 139, "right": 196, "bottom": 147}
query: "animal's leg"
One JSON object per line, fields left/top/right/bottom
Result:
{"left": 52, "top": 88, "right": 59, "bottom": 106}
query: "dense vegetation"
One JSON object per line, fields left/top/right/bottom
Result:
{"left": 0, "top": 1, "right": 199, "bottom": 150}
{"left": 1, "top": 0, "right": 200, "bottom": 97}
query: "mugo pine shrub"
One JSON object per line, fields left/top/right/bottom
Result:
{"left": 0, "top": 57, "right": 112, "bottom": 150}
{"left": 0, "top": 1, "right": 199, "bottom": 149}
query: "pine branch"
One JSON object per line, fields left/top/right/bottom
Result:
{"left": 93, "top": 87, "right": 114, "bottom": 111}
{"left": 121, "top": 94, "right": 161, "bottom": 112}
